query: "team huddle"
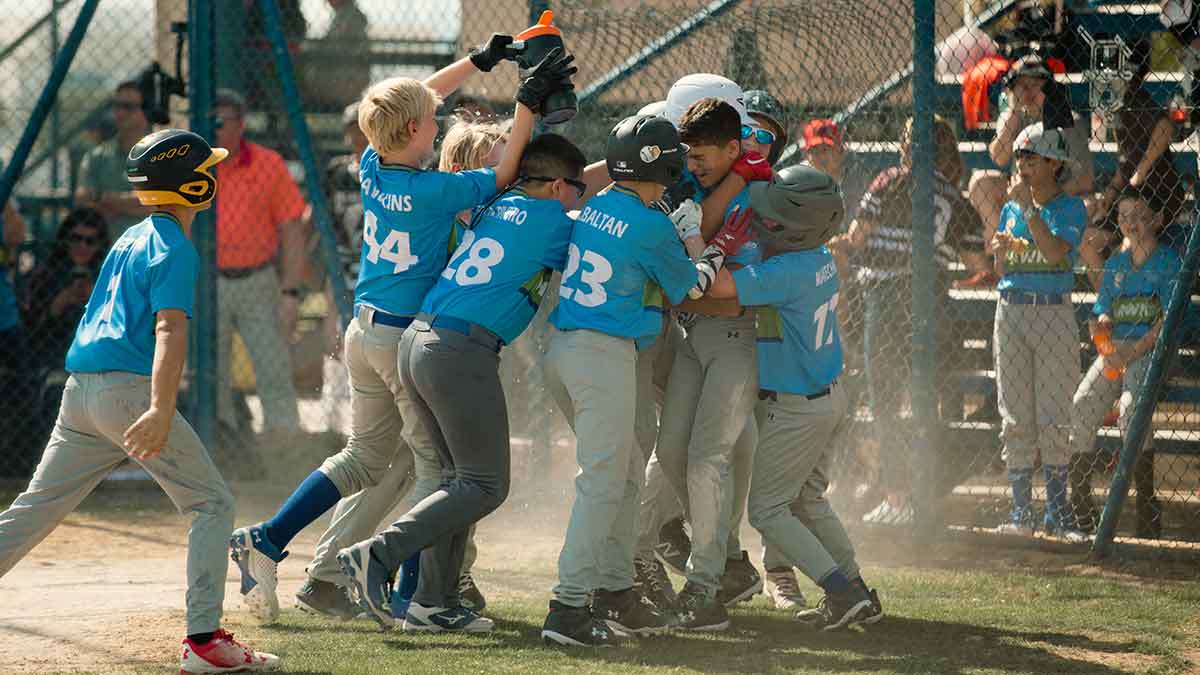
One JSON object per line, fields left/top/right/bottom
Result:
{"left": 0, "top": 29, "right": 880, "bottom": 675}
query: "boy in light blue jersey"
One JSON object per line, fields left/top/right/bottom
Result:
{"left": 230, "top": 36, "right": 577, "bottom": 624}
{"left": 336, "top": 135, "right": 585, "bottom": 633}
{"left": 703, "top": 164, "right": 881, "bottom": 632}
{"left": 1069, "top": 187, "right": 1182, "bottom": 538}
{"left": 540, "top": 114, "right": 752, "bottom": 646}
{"left": 990, "top": 124, "right": 1087, "bottom": 540}
{"left": 0, "top": 130, "right": 280, "bottom": 673}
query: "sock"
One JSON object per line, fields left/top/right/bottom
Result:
{"left": 390, "top": 552, "right": 421, "bottom": 618}
{"left": 187, "top": 632, "right": 215, "bottom": 645}
{"left": 263, "top": 470, "right": 342, "bottom": 551}
{"left": 818, "top": 569, "right": 851, "bottom": 595}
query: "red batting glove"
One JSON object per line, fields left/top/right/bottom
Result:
{"left": 710, "top": 206, "right": 755, "bottom": 257}
{"left": 731, "top": 151, "right": 773, "bottom": 183}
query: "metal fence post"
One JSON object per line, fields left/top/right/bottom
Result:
{"left": 188, "top": 0, "right": 218, "bottom": 446}
{"left": 1091, "top": 209, "right": 1200, "bottom": 557}
{"left": 255, "top": 0, "right": 353, "bottom": 326}
{"left": 910, "top": 0, "right": 938, "bottom": 542}
{"left": 0, "top": 0, "right": 99, "bottom": 209}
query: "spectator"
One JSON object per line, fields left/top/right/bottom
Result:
{"left": 0, "top": 196, "right": 34, "bottom": 477}
{"left": 968, "top": 55, "right": 1093, "bottom": 274}
{"left": 74, "top": 81, "right": 152, "bottom": 241}
{"left": 802, "top": 118, "right": 846, "bottom": 183}
{"left": 21, "top": 208, "right": 109, "bottom": 370}
{"left": 828, "top": 114, "right": 986, "bottom": 525}
{"left": 1081, "top": 39, "right": 1187, "bottom": 289}
{"left": 212, "top": 89, "right": 306, "bottom": 446}
{"left": 300, "top": 0, "right": 370, "bottom": 113}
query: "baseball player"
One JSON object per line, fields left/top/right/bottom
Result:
{"left": 1068, "top": 186, "right": 1180, "bottom": 538}
{"left": 0, "top": 129, "right": 278, "bottom": 673}
{"left": 702, "top": 164, "right": 882, "bottom": 631}
{"left": 297, "top": 122, "right": 510, "bottom": 620}
{"left": 990, "top": 123, "right": 1087, "bottom": 540}
{"left": 337, "top": 134, "right": 587, "bottom": 632}
{"left": 540, "top": 113, "right": 751, "bottom": 646}
{"left": 228, "top": 36, "right": 571, "bottom": 622}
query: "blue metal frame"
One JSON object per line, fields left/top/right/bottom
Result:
{"left": 0, "top": 0, "right": 74, "bottom": 68}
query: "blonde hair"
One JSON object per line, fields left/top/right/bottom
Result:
{"left": 358, "top": 77, "right": 442, "bottom": 155}
{"left": 438, "top": 120, "right": 507, "bottom": 172}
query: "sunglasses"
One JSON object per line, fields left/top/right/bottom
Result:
{"left": 525, "top": 175, "right": 587, "bottom": 197}
{"left": 741, "top": 125, "right": 776, "bottom": 146}
{"left": 111, "top": 101, "right": 141, "bottom": 111}
{"left": 68, "top": 232, "right": 99, "bottom": 246}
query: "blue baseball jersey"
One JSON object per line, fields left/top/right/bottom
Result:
{"left": 422, "top": 189, "right": 573, "bottom": 344}
{"left": 66, "top": 214, "right": 198, "bottom": 376}
{"left": 1094, "top": 244, "right": 1182, "bottom": 341}
{"left": 354, "top": 147, "right": 496, "bottom": 317}
{"left": 550, "top": 185, "right": 696, "bottom": 345}
{"left": 734, "top": 247, "right": 843, "bottom": 396}
{"left": 996, "top": 195, "right": 1086, "bottom": 295}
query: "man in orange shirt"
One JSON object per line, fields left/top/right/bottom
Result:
{"left": 213, "top": 89, "right": 305, "bottom": 442}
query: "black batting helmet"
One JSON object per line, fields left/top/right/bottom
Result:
{"left": 126, "top": 129, "right": 228, "bottom": 207}
{"left": 605, "top": 114, "right": 689, "bottom": 187}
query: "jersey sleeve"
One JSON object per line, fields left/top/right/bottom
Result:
{"left": 439, "top": 168, "right": 499, "bottom": 213}
{"left": 732, "top": 254, "right": 802, "bottom": 307}
{"left": 148, "top": 244, "right": 199, "bottom": 318}
{"left": 1093, "top": 258, "right": 1119, "bottom": 317}
{"left": 539, "top": 211, "right": 574, "bottom": 272}
{"left": 1045, "top": 198, "right": 1086, "bottom": 248}
{"left": 640, "top": 217, "right": 698, "bottom": 305}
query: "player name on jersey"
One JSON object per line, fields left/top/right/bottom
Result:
{"left": 483, "top": 203, "right": 529, "bottom": 225}
{"left": 576, "top": 205, "right": 629, "bottom": 238}
{"left": 360, "top": 176, "right": 414, "bottom": 213}
{"left": 815, "top": 259, "right": 837, "bottom": 287}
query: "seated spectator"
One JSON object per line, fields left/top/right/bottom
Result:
{"left": 1081, "top": 38, "right": 1187, "bottom": 289}
{"left": 0, "top": 195, "right": 37, "bottom": 478}
{"left": 21, "top": 208, "right": 109, "bottom": 370}
{"left": 300, "top": 0, "right": 370, "bottom": 113}
{"left": 968, "top": 55, "right": 1093, "bottom": 275}
{"left": 74, "top": 81, "right": 152, "bottom": 241}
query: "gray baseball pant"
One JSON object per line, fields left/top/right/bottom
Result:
{"left": 994, "top": 299, "right": 1080, "bottom": 469}
{"left": 655, "top": 314, "right": 758, "bottom": 597}
{"left": 1070, "top": 352, "right": 1153, "bottom": 457}
{"left": 727, "top": 413, "right": 756, "bottom": 558}
{"left": 545, "top": 328, "right": 642, "bottom": 607}
{"left": 0, "top": 372, "right": 234, "bottom": 635}
{"left": 635, "top": 320, "right": 686, "bottom": 559}
{"left": 367, "top": 318, "right": 508, "bottom": 607}
{"left": 217, "top": 267, "right": 299, "bottom": 434}
{"left": 748, "top": 382, "right": 861, "bottom": 585}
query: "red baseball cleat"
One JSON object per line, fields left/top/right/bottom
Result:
{"left": 180, "top": 629, "right": 279, "bottom": 674}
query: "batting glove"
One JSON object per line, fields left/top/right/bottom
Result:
{"left": 709, "top": 205, "right": 755, "bottom": 257}
{"left": 515, "top": 48, "right": 577, "bottom": 113}
{"left": 469, "top": 33, "right": 516, "bottom": 72}
{"left": 731, "top": 151, "right": 773, "bottom": 184}
{"left": 669, "top": 199, "right": 702, "bottom": 242}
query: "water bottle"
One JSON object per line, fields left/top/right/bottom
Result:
{"left": 512, "top": 11, "right": 577, "bottom": 124}
{"left": 1093, "top": 327, "right": 1123, "bottom": 381}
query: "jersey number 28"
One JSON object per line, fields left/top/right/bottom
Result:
{"left": 442, "top": 230, "right": 505, "bottom": 286}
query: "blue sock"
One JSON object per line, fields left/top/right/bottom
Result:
{"left": 818, "top": 569, "right": 851, "bottom": 595}
{"left": 390, "top": 553, "right": 421, "bottom": 618}
{"left": 262, "top": 471, "right": 341, "bottom": 551}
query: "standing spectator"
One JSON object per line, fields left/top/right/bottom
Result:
{"left": 212, "top": 89, "right": 305, "bottom": 445}
{"left": 75, "top": 81, "right": 152, "bottom": 241}
{"left": 300, "top": 0, "right": 370, "bottom": 113}
{"left": 21, "top": 208, "right": 110, "bottom": 370}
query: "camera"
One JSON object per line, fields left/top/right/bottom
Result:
{"left": 137, "top": 22, "right": 188, "bottom": 126}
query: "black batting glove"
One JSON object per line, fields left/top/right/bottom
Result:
{"left": 515, "top": 47, "right": 578, "bottom": 112}
{"left": 469, "top": 33, "right": 516, "bottom": 72}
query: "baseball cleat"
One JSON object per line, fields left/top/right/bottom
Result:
{"left": 765, "top": 568, "right": 806, "bottom": 611}
{"left": 673, "top": 583, "right": 730, "bottom": 632}
{"left": 295, "top": 578, "right": 361, "bottom": 620}
{"left": 654, "top": 517, "right": 691, "bottom": 575}
{"left": 337, "top": 542, "right": 395, "bottom": 630}
{"left": 403, "top": 603, "right": 494, "bottom": 633}
{"left": 633, "top": 556, "right": 676, "bottom": 610}
{"left": 861, "top": 499, "right": 915, "bottom": 526}
{"left": 542, "top": 600, "right": 625, "bottom": 647}
{"left": 592, "top": 587, "right": 671, "bottom": 636}
{"left": 796, "top": 585, "right": 874, "bottom": 631}
{"left": 179, "top": 629, "right": 278, "bottom": 673}
{"left": 229, "top": 524, "right": 287, "bottom": 623}
{"left": 716, "top": 550, "right": 763, "bottom": 607}
{"left": 458, "top": 572, "right": 487, "bottom": 612}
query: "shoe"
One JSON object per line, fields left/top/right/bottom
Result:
{"left": 1045, "top": 526, "right": 1089, "bottom": 544}
{"left": 673, "top": 583, "right": 730, "bottom": 632}
{"left": 458, "top": 572, "right": 487, "bottom": 612}
{"left": 995, "top": 521, "right": 1035, "bottom": 537}
{"left": 765, "top": 568, "right": 806, "bottom": 610}
{"left": 716, "top": 550, "right": 763, "bottom": 607}
{"left": 861, "top": 500, "right": 915, "bottom": 526}
{"left": 952, "top": 270, "right": 998, "bottom": 289}
{"left": 592, "top": 587, "right": 671, "bottom": 636}
{"left": 180, "top": 629, "right": 279, "bottom": 674}
{"left": 855, "top": 581, "right": 884, "bottom": 625}
{"left": 634, "top": 556, "right": 676, "bottom": 610}
{"left": 295, "top": 578, "right": 360, "bottom": 620}
{"left": 229, "top": 524, "right": 288, "bottom": 623}
{"left": 655, "top": 517, "right": 691, "bottom": 575}
{"left": 337, "top": 543, "right": 395, "bottom": 630}
{"left": 795, "top": 585, "right": 874, "bottom": 631}
{"left": 403, "top": 603, "right": 494, "bottom": 633}
{"left": 542, "top": 600, "right": 625, "bottom": 647}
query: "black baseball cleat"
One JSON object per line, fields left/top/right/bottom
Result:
{"left": 716, "top": 550, "right": 763, "bottom": 607}
{"left": 542, "top": 600, "right": 626, "bottom": 647}
{"left": 634, "top": 556, "right": 677, "bottom": 610}
{"left": 295, "top": 578, "right": 361, "bottom": 620}
{"left": 655, "top": 517, "right": 691, "bottom": 575}
{"left": 674, "top": 582, "right": 730, "bottom": 632}
{"left": 795, "top": 584, "right": 874, "bottom": 631}
{"left": 592, "top": 587, "right": 671, "bottom": 636}
{"left": 458, "top": 572, "right": 487, "bottom": 612}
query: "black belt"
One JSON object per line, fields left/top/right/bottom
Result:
{"left": 758, "top": 385, "right": 831, "bottom": 402}
{"left": 354, "top": 305, "right": 414, "bottom": 329}
{"left": 218, "top": 263, "right": 270, "bottom": 279}
{"left": 420, "top": 313, "right": 503, "bottom": 353}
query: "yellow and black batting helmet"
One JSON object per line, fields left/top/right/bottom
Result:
{"left": 126, "top": 129, "right": 228, "bottom": 207}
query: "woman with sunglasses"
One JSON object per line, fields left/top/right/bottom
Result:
{"left": 22, "top": 208, "right": 110, "bottom": 369}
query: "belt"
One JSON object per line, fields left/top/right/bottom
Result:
{"left": 354, "top": 305, "right": 414, "bottom": 329}
{"left": 999, "top": 289, "right": 1066, "bottom": 305}
{"left": 218, "top": 263, "right": 270, "bottom": 280}
{"left": 421, "top": 313, "right": 504, "bottom": 353}
{"left": 759, "top": 384, "right": 832, "bottom": 402}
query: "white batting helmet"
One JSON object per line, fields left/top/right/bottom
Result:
{"left": 637, "top": 100, "right": 668, "bottom": 118}
{"left": 664, "top": 73, "right": 754, "bottom": 127}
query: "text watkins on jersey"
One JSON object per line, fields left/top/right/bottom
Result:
{"left": 360, "top": 177, "right": 413, "bottom": 213}
{"left": 577, "top": 205, "right": 629, "bottom": 238}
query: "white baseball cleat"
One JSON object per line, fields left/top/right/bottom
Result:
{"left": 403, "top": 603, "right": 495, "bottom": 633}
{"left": 230, "top": 524, "right": 286, "bottom": 623}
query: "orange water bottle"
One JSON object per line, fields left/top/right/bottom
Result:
{"left": 513, "top": 11, "right": 577, "bottom": 124}
{"left": 1093, "top": 327, "right": 1123, "bottom": 381}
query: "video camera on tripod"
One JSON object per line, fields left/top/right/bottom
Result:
{"left": 136, "top": 22, "right": 188, "bottom": 125}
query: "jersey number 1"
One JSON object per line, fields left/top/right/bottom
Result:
{"left": 811, "top": 293, "right": 839, "bottom": 350}
{"left": 363, "top": 211, "right": 419, "bottom": 273}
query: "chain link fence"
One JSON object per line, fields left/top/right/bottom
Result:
{"left": 2, "top": 0, "right": 1198, "bottom": 553}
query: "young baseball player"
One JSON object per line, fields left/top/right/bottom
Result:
{"left": 990, "top": 123, "right": 1087, "bottom": 541}
{"left": 0, "top": 129, "right": 278, "bottom": 673}
{"left": 229, "top": 36, "right": 574, "bottom": 622}
{"left": 338, "top": 134, "right": 587, "bottom": 631}
{"left": 296, "top": 121, "right": 508, "bottom": 620}
{"left": 1068, "top": 186, "right": 1180, "bottom": 538}
{"left": 540, "top": 113, "right": 751, "bottom": 646}
{"left": 702, "top": 164, "right": 881, "bottom": 631}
